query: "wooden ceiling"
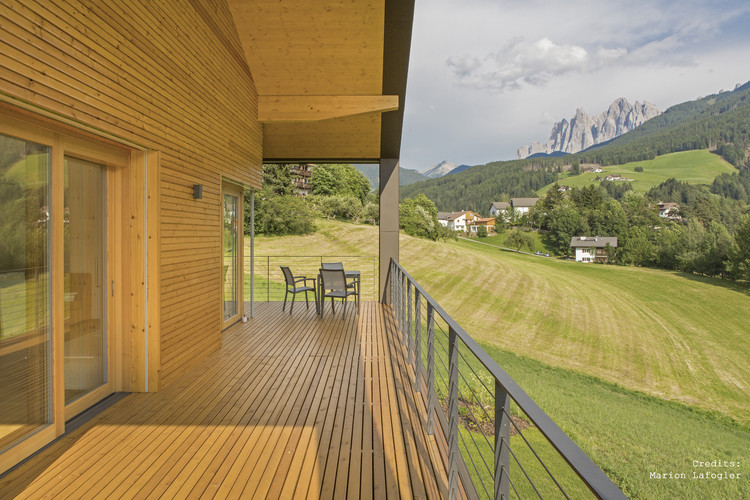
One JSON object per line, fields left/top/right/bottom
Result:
{"left": 227, "top": 0, "right": 410, "bottom": 162}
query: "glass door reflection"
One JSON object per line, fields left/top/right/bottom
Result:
{"left": 64, "top": 156, "right": 107, "bottom": 404}
{"left": 223, "top": 192, "right": 239, "bottom": 323}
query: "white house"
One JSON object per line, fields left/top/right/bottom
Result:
{"left": 510, "top": 197, "right": 539, "bottom": 215}
{"left": 489, "top": 201, "right": 510, "bottom": 217}
{"left": 438, "top": 211, "right": 480, "bottom": 231}
{"left": 570, "top": 236, "right": 618, "bottom": 263}
{"left": 657, "top": 202, "right": 681, "bottom": 219}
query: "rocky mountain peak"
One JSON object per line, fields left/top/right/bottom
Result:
{"left": 421, "top": 160, "right": 458, "bottom": 178}
{"left": 517, "top": 98, "right": 662, "bottom": 159}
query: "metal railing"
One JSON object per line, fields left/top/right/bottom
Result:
{"left": 250, "top": 255, "right": 379, "bottom": 302}
{"left": 387, "top": 259, "right": 626, "bottom": 500}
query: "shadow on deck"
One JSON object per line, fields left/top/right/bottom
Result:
{"left": 0, "top": 302, "right": 450, "bottom": 499}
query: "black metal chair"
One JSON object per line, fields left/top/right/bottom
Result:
{"left": 280, "top": 266, "right": 316, "bottom": 314}
{"left": 319, "top": 268, "right": 357, "bottom": 318}
{"left": 321, "top": 261, "right": 359, "bottom": 300}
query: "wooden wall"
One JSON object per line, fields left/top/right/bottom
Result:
{"left": 1, "top": 0, "right": 262, "bottom": 386}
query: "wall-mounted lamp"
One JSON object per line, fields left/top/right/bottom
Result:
{"left": 193, "top": 184, "right": 203, "bottom": 199}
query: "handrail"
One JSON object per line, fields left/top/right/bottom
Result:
{"left": 250, "top": 255, "right": 379, "bottom": 302}
{"left": 388, "top": 258, "right": 627, "bottom": 500}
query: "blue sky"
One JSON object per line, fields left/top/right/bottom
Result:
{"left": 400, "top": 0, "right": 750, "bottom": 171}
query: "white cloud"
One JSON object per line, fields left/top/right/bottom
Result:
{"left": 400, "top": 0, "right": 750, "bottom": 168}
{"left": 447, "top": 37, "right": 591, "bottom": 91}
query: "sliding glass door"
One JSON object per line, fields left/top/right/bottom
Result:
{"left": 64, "top": 157, "right": 107, "bottom": 404}
{"left": 222, "top": 182, "right": 243, "bottom": 327}
{"left": 0, "top": 134, "right": 51, "bottom": 450}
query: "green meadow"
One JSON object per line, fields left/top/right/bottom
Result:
{"left": 537, "top": 149, "right": 737, "bottom": 195}
{"left": 250, "top": 219, "right": 750, "bottom": 499}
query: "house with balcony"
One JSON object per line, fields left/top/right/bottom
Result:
{"left": 657, "top": 201, "right": 681, "bottom": 220}
{"left": 438, "top": 211, "right": 480, "bottom": 232}
{"left": 290, "top": 164, "right": 314, "bottom": 197}
{"left": 571, "top": 237, "right": 619, "bottom": 263}
{"left": 0, "top": 2, "right": 625, "bottom": 498}
{"left": 469, "top": 217, "right": 497, "bottom": 233}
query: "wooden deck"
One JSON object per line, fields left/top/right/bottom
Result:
{"left": 0, "top": 302, "right": 448, "bottom": 499}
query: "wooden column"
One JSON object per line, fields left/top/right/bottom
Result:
{"left": 379, "top": 158, "right": 399, "bottom": 302}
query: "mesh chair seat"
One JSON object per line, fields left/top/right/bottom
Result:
{"left": 280, "top": 266, "right": 316, "bottom": 314}
{"left": 319, "top": 268, "right": 358, "bottom": 318}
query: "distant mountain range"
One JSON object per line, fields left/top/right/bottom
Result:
{"left": 401, "top": 81, "right": 750, "bottom": 213}
{"left": 421, "top": 160, "right": 473, "bottom": 178}
{"left": 353, "top": 165, "right": 429, "bottom": 190}
{"left": 517, "top": 98, "right": 661, "bottom": 159}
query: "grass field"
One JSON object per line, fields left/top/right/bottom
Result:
{"left": 250, "top": 219, "right": 750, "bottom": 498}
{"left": 537, "top": 149, "right": 737, "bottom": 195}
{"left": 472, "top": 231, "right": 556, "bottom": 255}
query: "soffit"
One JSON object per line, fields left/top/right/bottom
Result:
{"left": 228, "top": 0, "right": 395, "bottom": 161}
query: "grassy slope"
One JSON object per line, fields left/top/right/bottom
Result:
{"left": 250, "top": 219, "right": 750, "bottom": 498}
{"left": 537, "top": 149, "right": 737, "bottom": 195}
{"left": 251, "top": 219, "right": 750, "bottom": 422}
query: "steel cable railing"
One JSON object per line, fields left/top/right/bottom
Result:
{"left": 250, "top": 255, "right": 378, "bottom": 302}
{"left": 386, "top": 259, "right": 627, "bottom": 500}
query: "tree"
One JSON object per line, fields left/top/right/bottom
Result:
{"left": 437, "top": 223, "right": 458, "bottom": 241}
{"left": 506, "top": 230, "right": 535, "bottom": 252}
{"left": 251, "top": 188, "right": 315, "bottom": 236}
{"left": 503, "top": 205, "right": 517, "bottom": 226}
{"left": 546, "top": 199, "right": 589, "bottom": 256}
{"left": 262, "top": 164, "right": 294, "bottom": 196}
{"left": 307, "top": 194, "right": 363, "bottom": 221}
{"left": 619, "top": 226, "right": 655, "bottom": 266}
{"left": 477, "top": 225, "right": 488, "bottom": 238}
{"left": 399, "top": 194, "right": 439, "bottom": 240}
{"left": 727, "top": 215, "right": 750, "bottom": 281}
{"left": 310, "top": 164, "right": 370, "bottom": 203}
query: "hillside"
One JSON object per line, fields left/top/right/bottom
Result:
{"left": 249, "top": 220, "right": 750, "bottom": 499}
{"left": 537, "top": 149, "right": 737, "bottom": 195}
{"left": 578, "top": 80, "right": 750, "bottom": 166}
{"left": 251, "top": 219, "right": 750, "bottom": 423}
{"left": 353, "top": 164, "right": 428, "bottom": 190}
{"left": 401, "top": 82, "right": 750, "bottom": 213}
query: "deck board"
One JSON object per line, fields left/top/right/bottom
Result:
{"left": 0, "top": 302, "right": 447, "bottom": 499}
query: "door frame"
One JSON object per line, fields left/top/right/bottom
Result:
{"left": 0, "top": 104, "right": 149, "bottom": 474}
{"left": 220, "top": 180, "right": 245, "bottom": 330}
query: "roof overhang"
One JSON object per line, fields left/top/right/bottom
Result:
{"left": 227, "top": 0, "right": 414, "bottom": 163}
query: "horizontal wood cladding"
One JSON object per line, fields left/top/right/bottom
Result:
{"left": 1, "top": 0, "right": 262, "bottom": 386}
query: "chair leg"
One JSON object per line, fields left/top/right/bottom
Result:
{"left": 283, "top": 290, "right": 288, "bottom": 311}
{"left": 290, "top": 292, "right": 296, "bottom": 315}
{"left": 343, "top": 296, "right": 347, "bottom": 319}
{"left": 331, "top": 297, "right": 335, "bottom": 313}
{"left": 305, "top": 290, "right": 309, "bottom": 309}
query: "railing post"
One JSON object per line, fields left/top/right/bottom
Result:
{"left": 395, "top": 265, "right": 401, "bottom": 329}
{"left": 426, "top": 303, "right": 435, "bottom": 434}
{"left": 413, "top": 291, "right": 421, "bottom": 392}
{"left": 389, "top": 261, "right": 394, "bottom": 306}
{"left": 400, "top": 271, "right": 406, "bottom": 341}
{"left": 495, "top": 382, "right": 511, "bottom": 500}
{"left": 407, "top": 282, "right": 413, "bottom": 356}
{"left": 448, "top": 326, "right": 459, "bottom": 500}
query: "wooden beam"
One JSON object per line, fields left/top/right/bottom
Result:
{"left": 258, "top": 95, "right": 399, "bottom": 123}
